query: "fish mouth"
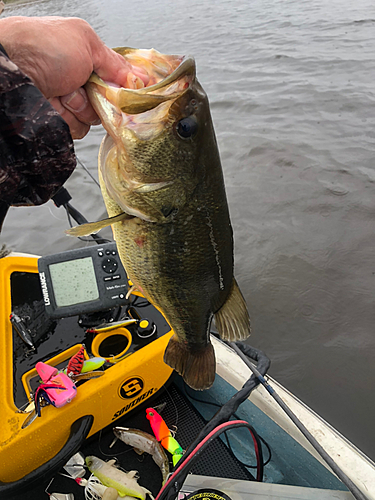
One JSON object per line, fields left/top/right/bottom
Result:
{"left": 86, "top": 49, "right": 197, "bottom": 222}
{"left": 86, "top": 48, "right": 195, "bottom": 120}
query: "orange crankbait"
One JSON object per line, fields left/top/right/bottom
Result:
{"left": 146, "top": 407, "right": 183, "bottom": 466}
{"left": 67, "top": 345, "right": 86, "bottom": 376}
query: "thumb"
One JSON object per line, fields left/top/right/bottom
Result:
{"left": 60, "top": 87, "right": 100, "bottom": 125}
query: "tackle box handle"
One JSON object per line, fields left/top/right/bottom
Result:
{"left": 0, "top": 414, "right": 94, "bottom": 496}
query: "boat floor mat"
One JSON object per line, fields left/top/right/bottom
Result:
{"left": 10, "top": 382, "right": 254, "bottom": 500}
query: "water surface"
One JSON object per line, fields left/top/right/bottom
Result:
{"left": 1, "top": 0, "right": 375, "bottom": 461}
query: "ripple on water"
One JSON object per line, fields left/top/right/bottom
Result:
{"left": 3, "top": 0, "right": 375, "bottom": 462}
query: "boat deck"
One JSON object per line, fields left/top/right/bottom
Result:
{"left": 10, "top": 373, "right": 351, "bottom": 500}
{"left": 12, "top": 378, "right": 254, "bottom": 500}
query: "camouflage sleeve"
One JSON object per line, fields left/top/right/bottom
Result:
{"left": 0, "top": 44, "right": 76, "bottom": 230}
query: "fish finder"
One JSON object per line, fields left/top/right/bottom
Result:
{"left": 38, "top": 242, "right": 129, "bottom": 319}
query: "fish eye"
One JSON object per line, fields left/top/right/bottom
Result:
{"left": 176, "top": 116, "right": 198, "bottom": 139}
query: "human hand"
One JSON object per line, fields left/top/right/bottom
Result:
{"left": 0, "top": 16, "right": 147, "bottom": 139}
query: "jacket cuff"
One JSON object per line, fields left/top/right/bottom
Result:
{"left": 0, "top": 46, "right": 76, "bottom": 228}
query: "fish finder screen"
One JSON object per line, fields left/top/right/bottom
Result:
{"left": 49, "top": 257, "right": 99, "bottom": 307}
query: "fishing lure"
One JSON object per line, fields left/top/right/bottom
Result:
{"left": 70, "top": 371, "right": 105, "bottom": 382}
{"left": 67, "top": 344, "right": 86, "bottom": 376}
{"left": 33, "top": 369, "right": 77, "bottom": 416}
{"left": 34, "top": 384, "right": 67, "bottom": 417}
{"left": 146, "top": 407, "right": 183, "bottom": 466}
{"left": 81, "top": 357, "right": 106, "bottom": 373}
{"left": 87, "top": 319, "right": 137, "bottom": 334}
{"left": 36, "top": 361, "right": 58, "bottom": 383}
{"left": 86, "top": 456, "right": 153, "bottom": 500}
{"left": 10, "top": 312, "right": 35, "bottom": 350}
{"left": 76, "top": 476, "right": 122, "bottom": 500}
{"left": 111, "top": 427, "right": 170, "bottom": 484}
{"left": 63, "top": 357, "right": 106, "bottom": 376}
{"left": 23, "top": 362, "right": 80, "bottom": 427}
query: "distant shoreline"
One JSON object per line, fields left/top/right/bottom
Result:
{"left": 2, "top": 0, "right": 44, "bottom": 8}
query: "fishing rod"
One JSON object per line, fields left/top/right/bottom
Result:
{"left": 76, "top": 156, "right": 100, "bottom": 188}
{"left": 229, "top": 342, "right": 369, "bottom": 500}
{"left": 52, "top": 186, "right": 109, "bottom": 245}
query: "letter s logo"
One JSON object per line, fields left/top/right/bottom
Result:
{"left": 119, "top": 377, "right": 144, "bottom": 399}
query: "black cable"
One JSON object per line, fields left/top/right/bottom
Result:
{"left": 157, "top": 421, "right": 260, "bottom": 500}
{"left": 258, "top": 436, "right": 272, "bottom": 467}
{"left": 182, "top": 382, "right": 272, "bottom": 469}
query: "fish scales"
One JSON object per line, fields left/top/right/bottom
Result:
{"left": 78, "top": 48, "right": 250, "bottom": 389}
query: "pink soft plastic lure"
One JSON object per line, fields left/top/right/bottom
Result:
{"left": 146, "top": 407, "right": 183, "bottom": 466}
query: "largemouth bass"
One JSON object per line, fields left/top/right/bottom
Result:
{"left": 70, "top": 48, "right": 250, "bottom": 390}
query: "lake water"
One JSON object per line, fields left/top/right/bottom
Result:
{"left": 1, "top": 0, "right": 375, "bottom": 461}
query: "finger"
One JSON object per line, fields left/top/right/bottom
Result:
{"left": 92, "top": 44, "right": 150, "bottom": 88}
{"left": 60, "top": 88, "right": 100, "bottom": 125}
{"left": 49, "top": 96, "right": 91, "bottom": 140}
{"left": 92, "top": 45, "right": 131, "bottom": 85}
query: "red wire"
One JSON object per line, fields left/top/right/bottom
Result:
{"left": 249, "top": 428, "right": 261, "bottom": 481}
{"left": 155, "top": 419, "right": 259, "bottom": 500}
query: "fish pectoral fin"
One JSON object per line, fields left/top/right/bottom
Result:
{"left": 65, "top": 212, "right": 133, "bottom": 237}
{"left": 163, "top": 334, "right": 215, "bottom": 390}
{"left": 214, "top": 278, "right": 251, "bottom": 342}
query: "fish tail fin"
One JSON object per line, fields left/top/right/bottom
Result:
{"left": 65, "top": 212, "right": 132, "bottom": 237}
{"left": 214, "top": 278, "right": 251, "bottom": 341}
{"left": 164, "top": 334, "right": 215, "bottom": 390}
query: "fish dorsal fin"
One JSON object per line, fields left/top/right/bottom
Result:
{"left": 65, "top": 212, "right": 132, "bottom": 237}
{"left": 214, "top": 278, "right": 251, "bottom": 341}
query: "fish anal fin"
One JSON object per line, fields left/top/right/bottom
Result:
{"left": 65, "top": 212, "right": 133, "bottom": 237}
{"left": 214, "top": 278, "right": 251, "bottom": 342}
{"left": 164, "top": 334, "right": 215, "bottom": 391}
